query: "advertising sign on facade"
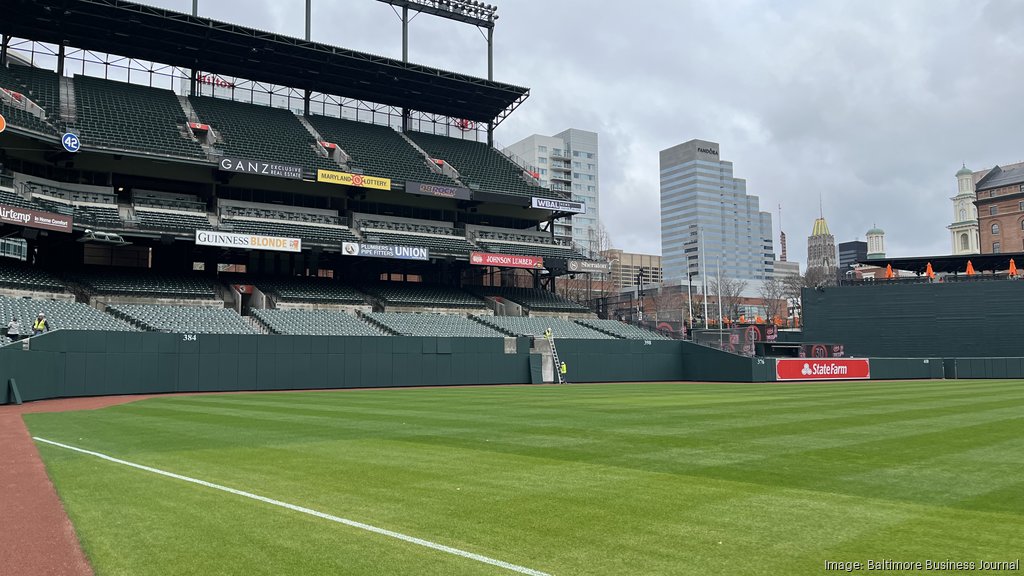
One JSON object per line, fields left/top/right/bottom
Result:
{"left": 530, "top": 197, "right": 586, "bottom": 214}
{"left": 317, "top": 169, "right": 391, "bottom": 191}
{"left": 218, "top": 157, "right": 304, "bottom": 180}
{"left": 775, "top": 358, "right": 870, "bottom": 381}
{"left": 195, "top": 230, "right": 301, "bottom": 252}
{"left": 342, "top": 242, "right": 429, "bottom": 260}
{"left": 405, "top": 181, "right": 472, "bottom": 200}
{"left": 0, "top": 204, "right": 73, "bottom": 233}
{"left": 470, "top": 251, "right": 544, "bottom": 269}
{"left": 567, "top": 259, "right": 611, "bottom": 273}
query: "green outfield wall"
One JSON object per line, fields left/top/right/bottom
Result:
{"left": 802, "top": 281, "right": 1024, "bottom": 358}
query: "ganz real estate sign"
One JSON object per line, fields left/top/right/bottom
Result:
{"left": 342, "top": 242, "right": 429, "bottom": 261}
{"left": 0, "top": 204, "right": 73, "bottom": 233}
{"left": 195, "top": 230, "right": 302, "bottom": 253}
{"left": 218, "top": 157, "right": 304, "bottom": 180}
{"left": 775, "top": 358, "right": 871, "bottom": 381}
{"left": 470, "top": 251, "right": 544, "bottom": 269}
{"left": 405, "top": 181, "right": 471, "bottom": 200}
{"left": 531, "top": 197, "right": 586, "bottom": 214}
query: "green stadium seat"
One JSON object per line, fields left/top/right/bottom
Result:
{"left": 365, "top": 312, "right": 505, "bottom": 337}
{"left": 407, "top": 131, "right": 565, "bottom": 199}
{"left": 306, "top": 115, "right": 457, "bottom": 186}
{"left": 71, "top": 76, "right": 205, "bottom": 159}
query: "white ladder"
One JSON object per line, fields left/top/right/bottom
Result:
{"left": 548, "top": 331, "right": 566, "bottom": 385}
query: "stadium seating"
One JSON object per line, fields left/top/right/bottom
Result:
{"left": 359, "top": 220, "right": 475, "bottom": 257}
{"left": 305, "top": 115, "right": 455, "bottom": 186}
{"left": 0, "top": 295, "right": 135, "bottom": 338}
{"left": 219, "top": 204, "right": 357, "bottom": 245}
{"left": 135, "top": 208, "right": 211, "bottom": 233}
{"left": 76, "top": 271, "right": 217, "bottom": 299}
{"left": 0, "top": 261, "right": 65, "bottom": 292}
{"left": 470, "top": 286, "right": 589, "bottom": 313}
{"left": 474, "top": 316, "right": 614, "bottom": 339}
{"left": 73, "top": 203, "right": 123, "bottom": 229}
{"left": 72, "top": 76, "right": 205, "bottom": 159}
{"left": 107, "top": 303, "right": 254, "bottom": 334}
{"left": 478, "top": 239, "right": 587, "bottom": 260}
{"left": 189, "top": 96, "right": 337, "bottom": 173}
{"left": 256, "top": 277, "right": 367, "bottom": 305}
{"left": 474, "top": 230, "right": 588, "bottom": 260}
{"left": 407, "top": 131, "right": 562, "bottom": 198}
{"left": 9, "top": 65, "right": 61, "bottom": 116}
{"left": 360, "top": 283, "right": 486, "bottom": 309}
{"left": 365, "top": 312, "right": 506, "bottom": 337}
{"left": 0, "top": 187, "right": 40, "bottom": 210}
{"left": 0, "top": 64, "right": 60, "bottom": 134}
{"left": 574, "top": 319, "right": 672, "bottom": 340}
{"left": 253, "top": 308, "right": 382, "bottom": 336}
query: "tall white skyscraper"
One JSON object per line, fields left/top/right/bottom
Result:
{"left": 504, "top": 129, "right": 600, "bottom": 255}
{"left": 659, "top": 139, "right": 774, "bottom": 286}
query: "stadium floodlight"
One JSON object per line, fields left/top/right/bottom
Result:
{"left": 376, "top": 0, "right": 498, "bottom": 28}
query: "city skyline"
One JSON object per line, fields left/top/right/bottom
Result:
{"left": 99, "top": 1, "right": 1023, "bottom": 267}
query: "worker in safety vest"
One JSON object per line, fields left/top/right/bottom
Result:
{"left": 32, "top": 312, "right": 49, "bottom": 335}
{"left": 560, "top": 361, "right": 567, "bottom": 382}
{"left": 544, "top": 328, "right": 552, "bottom": 340}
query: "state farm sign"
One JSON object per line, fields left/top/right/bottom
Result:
{"left": 776, "top": 358, "right": 870, "bottom": 381}
{"left": 470, "top": 251, "right": 544, "bottom": 269}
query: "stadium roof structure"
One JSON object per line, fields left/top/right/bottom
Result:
{"left": 0, "top": 0, "right": 529, "bottom": 124}
{"left": 859, "top": 252, "right": 1024, "bottom": 275}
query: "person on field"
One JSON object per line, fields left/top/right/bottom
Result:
{"left": 6, "top": 317, "right": 20, "bottom": 341}
{"left": 560, "top": 361, "right": 568, "bottom": 383}
{"left": 32, "top": 312, "right": 49, "bottom": 336}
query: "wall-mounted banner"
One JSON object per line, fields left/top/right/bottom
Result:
{"left": 195, "top": 230, "right": 301, "bottom": 253}
{"left": 218, "top": 157, "right": 303, "bottom": 180}
{"left": 775, "top": 358, "right": 870, "bottom": 381}
{"left": 530, "top": 197, "right": 586, "bottom": 214}
{"left": 567, "top": 259, "right": 611, "bottom": 273}
{"left": 405, "top": 181, "right": 471, "bottom": 200}
{"left": 0, "top": 204, "right": 73, "bottom": 233}
{"left": 470, "top": 251, "right": 544, "bottom": 269}
{"left": 342, "top": 242, "right": 429, "bottom": 261}
{"left": 317, "top": 169, "right": 391, "bottom": 191}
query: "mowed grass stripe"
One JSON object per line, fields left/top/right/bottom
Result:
{"left": 26, "top": 380, "right": 1024, "bottom": 576}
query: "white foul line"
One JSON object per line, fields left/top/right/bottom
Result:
{"left": 33, "top": 437, "right": 551, "bottom": 576}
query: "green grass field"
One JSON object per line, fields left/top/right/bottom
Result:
{"left": 25, "top": 380, "right": 1024, "bottom": 576}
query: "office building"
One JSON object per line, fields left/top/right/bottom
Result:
{"left": 504, "top": 129, "right": 600, "bottom": 255}
{"left": 601, "top": 249, "right": 663, "bottom": 291}
{"left": 975, "top": 163, "right": 1024, "bottom": 254}
{"left": 659, "top": 139, "right": 774, "bottom": 287}
{"left": 838, "top": 240, "right": 867, "bottom": 278}
{"left": 807, "top": 216, "right": 837, "bottom": 283}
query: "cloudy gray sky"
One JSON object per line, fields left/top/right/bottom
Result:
{"left": 145, "top": 0, "right": 1023, "bottom": 267}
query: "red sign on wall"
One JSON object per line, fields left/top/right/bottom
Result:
{"left": 0, "top": 203, "right": 73, "bottom": 233}
{"left": 776, "top": 358, "right": 870, "bottom": 381}
{"left": 469, "top": 251, "right": 544, "bottom": 269}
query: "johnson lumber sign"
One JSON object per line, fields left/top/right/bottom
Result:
{"left": 0, "top": 204, "right": 73, "bottom": 233}
{"left": 470, "top": 251, "right": 544, "bottom": 269}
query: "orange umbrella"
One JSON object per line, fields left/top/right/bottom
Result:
{"left": 926, "top": 262, "right": 934, "bottom": 279}
{"left": 885, "top": 264, "right": 894, "bottom": 279}
{"left": 1010, "top": 258, "right": 1018, "bottom": 277}
{"left": 966, "top": 260, "right": 975, "bottom": 276}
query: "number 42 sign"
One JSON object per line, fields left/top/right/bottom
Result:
{"left": 61, "top": 132, "right": 81, "bottom": 153}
